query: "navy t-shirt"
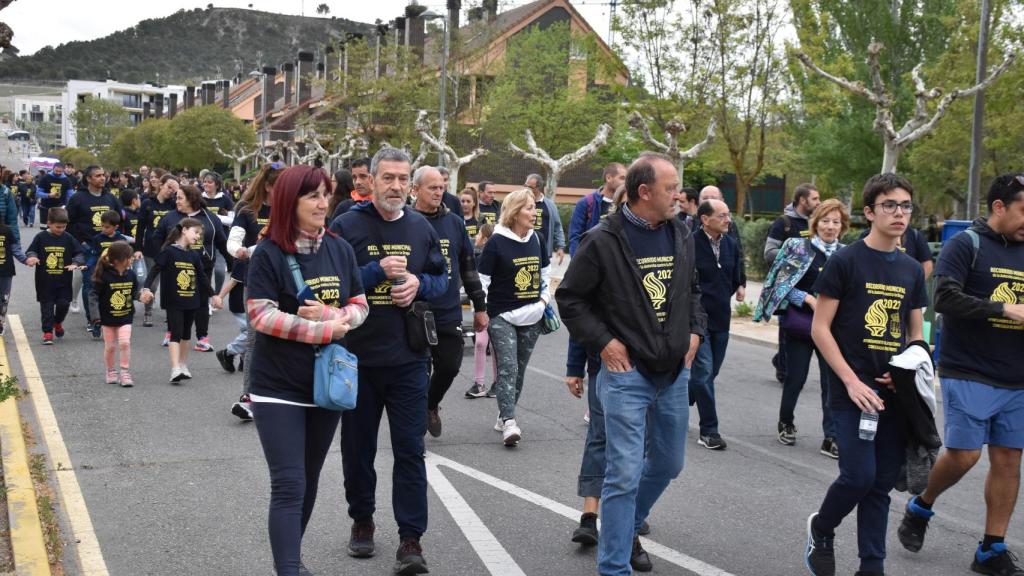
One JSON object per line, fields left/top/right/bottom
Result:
{"left": 813, "top": 240, "right": 928, "bottom": 410}
{"left": 27, "top": 231, "right": 80, "bottom": 302}
{"left": 478, "top": 232, "right": 549, "bottom": 318}
{"left": 479, "top": 201, "right": 500, "bottom": 226}
{"left": 934, "top": 229, "right": 1024, "bottom": 388}
{"left": 464, "top": 217, "right": 479, "bottom": 239}
{"left": 232, "top": 203, "right": 271, "bottom": 246}
{"left": 149, "top": 245, "right": 206, "bottom": 311}
{"left": 247, "top": 236, "right": 364, "bottom": 404}
{"left": 121, "top": 208, "right": 140, "bottom": 247}
{"left": 533, "top": 199, "right": 553, "bottom": 255}
{"left": 623, "top": 222, "right": 675, "bottom": 324}
{"left": 424, "top": 211, "right": 475, "bottom": 327}
{"left": 331, "top": 206, "right": 447, "bottom": 367}
{"left": 66, "top": 190, "right": 122, "bottom": 243}
{"left": 37, "top": 174, "right": 71, "bottom": 209}
{"left": 94, "top": 268, "right": 138, "bottom": 326}
{"left": 0, "top": 228, "right": 18, "bottom": 277}
{"left": 138, "top": 196, "right": 176, "bottom": 258}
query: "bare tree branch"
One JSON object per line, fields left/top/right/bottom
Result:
{"left": 415, "top": 109, "right": 489, "bottom": 195}
{"left": 796, "top": 52, "right": 884, "bottom": 106}
{"left": 508, "top": 124, "right": 611, "bottom": 199}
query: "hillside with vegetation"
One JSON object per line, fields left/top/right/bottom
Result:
{"left": 0, "top": 6, "right": 369, "bottom": 84}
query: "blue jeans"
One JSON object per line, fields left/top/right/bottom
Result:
{"left": 226, "top": 312, "right": 249, "bottom": 356}
{"left": 21, "top": 202, "right": 34, "bottom": 226}
{"left": 688, "top": 329, "right": 730, "bottom": 436}
{"left": 598, "top": 365, "right": 690, "bottom": 576}
{"left": 341, "top": 361, "right": 429, "bottom": 539}
{"left": 577, "top": 349, "right": 604, "bottom": 497}
{"left": 815, "top": 407, "right": 906, "bottom": 573}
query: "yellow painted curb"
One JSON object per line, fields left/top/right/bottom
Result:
{"left": 9, "top": 316, "right": 108, "bottom": 575}
{"left": 0, "top": 333, "right": 51, "bottom": 575}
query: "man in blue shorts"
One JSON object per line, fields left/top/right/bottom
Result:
{"left": 898, "top": 173, "right": 1024, "bottom": 575}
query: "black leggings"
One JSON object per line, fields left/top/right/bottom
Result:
{"left": 252, "top": 402, "right": 341, "bottom": 576}
{"left": 193, "top": 262, "right": 213, "bottom": 339}
{"left": 427, "top": 325, "right": 465, "bottom": 410}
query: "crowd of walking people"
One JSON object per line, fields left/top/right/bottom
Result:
{"left": 0, "top": 151, "right": 1022, "bottom": 576}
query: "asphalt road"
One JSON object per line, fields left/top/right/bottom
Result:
{"left": 1, "top": 223, "right": 1015, "bottom": 576}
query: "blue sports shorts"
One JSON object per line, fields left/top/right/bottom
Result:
{"left": 942, "top": 377, "right": 1024, "bottom": 450}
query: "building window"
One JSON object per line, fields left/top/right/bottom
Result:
{"left": 121, "top": 93, "right": 142, "bottom": 108}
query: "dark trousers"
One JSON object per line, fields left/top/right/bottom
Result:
{"left": 21, "top": 202, "right": 34, "bottom": 225}
{"left": 773, "top": 325, "right": 788, "bottom": 377}
{"left": 577, "top": 348, "right": 605, "bottom": 498}
{"left": 341, "top": 361, "right": 429, "bottom": 539}
{"left": 252, "top": 402, "right": 341, "bottom": 576}
{"left": 40, "top": 300, "right": 70, "bottom": 333}
{"left": 779, "top": 333, "right": 837, "bottom": 438}
{"left": 688, "top": 329, "right": 730, "bottom": 436}
{"left": 193, "top": 262, "right": 213, "bottom": 339}
{"left": 427, "top": 325, "right": 465, "bottom": 410}
{"left": 815, "top": 407, "right": 907, "bottom": 573}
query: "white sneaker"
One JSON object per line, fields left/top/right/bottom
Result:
{"left": 69, "top": 300, "right": 80, "bottom": 314}
{"left": 180, "top": 365, "right": 192, "bottom": 379}
{"left": 494, "top": 416, "right": 504, "bottom": 432}
{"left": 502, "top": 419, "right": 521, "bottom": 446}
{"left": 170, "top": 366, "right": 185, "bottom": 383}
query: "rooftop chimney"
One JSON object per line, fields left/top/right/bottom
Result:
{"left": 185, "top": 86, "right": 196, "bottom": 109}
{"left": 447, "top": 0, "right": 461, "bottom": 35}
{"left": 154, "top": 93, "right": 164, "bottom": 119}
{"left": 221, "top": 80, "right": 230, "bottom": 109}
{"left": 203, "top": 82, "right": 216, "bottom": 106}
{"left": 260, "top": 66, "right": 277, "bottom": 121}
{"left": 142, "top": 102, "right": 151, "bottom": 120}
{"left": 296, "top": 51, "right": 314, "bottom": 105}
{"left": 282, "top": 62, "right": 295, "bottom": 106}
{"left": 395, "top": 16, "right": 406, "bottom": 46}
{"left": 168, "top": 93, "right": 178, "bottom": 118}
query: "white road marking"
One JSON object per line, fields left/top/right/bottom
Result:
{"left": 427, "top": 451, "right": 737, "bottom": 576}
{"left": 426, "top": 458, "right": 528, "bottom": 576}
{"left": 10, "top": 315, "right": 110, "bottom": 575}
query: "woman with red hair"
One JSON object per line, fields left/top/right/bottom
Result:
{"left": 244, "top": 164, "right": 369, "bottom": 576}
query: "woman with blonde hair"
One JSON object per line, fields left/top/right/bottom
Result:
{"left": 755, "top": 198, "right": 850, "bottom": 457}
{"left": 477, "top": 188, "right": 552, "bottom": 446}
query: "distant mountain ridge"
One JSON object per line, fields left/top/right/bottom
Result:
{"left": 0, "top": 7, "right": 370, "bottom": 84}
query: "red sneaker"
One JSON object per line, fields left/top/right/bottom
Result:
{"left": 54, "top": 323, "right": 65, "bottom": 338}
{"left": 42, "top": 332, "right": 54, "bottom": 345}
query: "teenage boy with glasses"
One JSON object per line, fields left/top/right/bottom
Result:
{"left": 804, "top": 173, "right": 928, "bottom": 576}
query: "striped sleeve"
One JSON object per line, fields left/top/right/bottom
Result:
{"left": 247, "top": 298, "right": 334, "bottom": 344}
{"left": 320, "top": 294, "right": 369, "bottom": 330}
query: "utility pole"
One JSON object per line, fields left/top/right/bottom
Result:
{"left": 609, "top": 0, "right": 618, "bottom": 45}
{"left": 966, "top": 0, "right": 991, "bottom": 220}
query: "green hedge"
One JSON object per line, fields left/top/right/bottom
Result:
{"left": 736, "top": 218, "right": 773, "bottom": 281}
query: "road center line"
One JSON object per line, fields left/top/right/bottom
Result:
{"left": 426, "top": 459, "right": 528, "bottom": 576}
{"left": 426, "top": 451, "right": 737, "bottom": 576}
{"left": 9, "top": 315, "right": 110, "bottom": 575}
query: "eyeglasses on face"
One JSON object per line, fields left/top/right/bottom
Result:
{"left": 871, "top": 201, "right": 914, "bottom": 214}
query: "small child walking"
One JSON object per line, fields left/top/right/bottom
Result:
{"left": 25, "top": 208, "right": 85, "bottom": 344}
{"left": 465, "top": 223, "right": 497, "bottom": 398}
{"left": 142, "top": 218, "right": 219, "bottom": 383}
{"left": 0, "top": 220, "right": 30, "bottom": 335}
{"left": 88, "top": 241, "right": 153, "bottom": 386}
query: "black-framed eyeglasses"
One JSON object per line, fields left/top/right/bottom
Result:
{"left": 871, "top": 201, "right": 914, "bottom": 214}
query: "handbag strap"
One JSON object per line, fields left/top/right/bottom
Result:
{"left": 284, "top": 253, "right": 321, "bottom": 354}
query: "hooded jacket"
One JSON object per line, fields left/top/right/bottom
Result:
{"left": 763, "top": 203, "right": 810, "bottom": 264}
{"left": 556, "top": 210, "right": 706, "bottom": 375}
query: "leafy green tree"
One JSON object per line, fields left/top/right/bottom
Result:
{"left": 102, "top": 118, "right": 172, "bottom": 170}
{"left": 71, "top": 97, "right": 131, "bottom": 154}
{"left": 55, "top": 147, "right": 99, "bottom": 168}
{"left": 162, "top": 106, "right": 255, "bottom": 171}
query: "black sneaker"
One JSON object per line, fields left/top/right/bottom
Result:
{"left": 698, "top": 434, "right": 727, "bottom": 450}
{"left": 426, "top": 408, "right": 442, "bottom": 438}
{"left": 347, "top": 519, "right": 375, "bottom": 558}
{"left": 238, "top": 354, "right": 244, "bottom": 372}
{"left": 820, "top": 438, "right": 839, "bottom": 459}
{"left": 571, "top": 512, "right": 598, "bottom": 546}
{"left": 630, "top": 536, "right": 653, "bottom": 572}
{"left": 778, "top": 422, "right": 797, "bottom": 445}
{"left": 805, "top": 512, "right": 835, "bottom": 576}
{"left": 216, "top": 349, "right": 236, "bottom": 373}
{"left": 485, "top": 383, "right": 497, "bottom": 398}
{"left": 638, "top": 520, "right": 650, "bottom": 536}
{"left": 394, "top": 537, "right": 428, "bottom": 575}
{"left": 972, "top": 542, "right": 1024, "bottom": 575}
{"left": 464, "top": 383, "right": 488, "bottom": 399}
{"left": 897, "top": 496, "right": 933, "bottom": 553}
{"left": 231, "top": 396, "right": 253, "bottom": 422}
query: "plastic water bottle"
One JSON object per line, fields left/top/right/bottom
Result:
{"left": 858, "top": 411, "right": 879, "bottom": 441}
{"left": 132, "top": 257, "right": 147, "bottom": 280}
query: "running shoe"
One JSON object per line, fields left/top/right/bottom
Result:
{"left": 394, "top": 538, "right": 428, "bottom": 575}
{"left": 820, "top": 438, "right": 839, "bottom": 459}
{"left": 502, "top": 418, "right": 521, "bottom": 446}
{"left": 805, "top": 512, "right": 835, "bottom": 576}
{"left": 119, "top": 370, "right": 134, "bottom": 388}
{"left": 972, "top": 542, "right": 1024, "bottom": 576}
{"left": 631, "top": 536, "right": 653, "bottom": 572}
{"left": 105, "top": 370, "right": 119, "bottom": 385}
{"left": 69, "top": 300, "right": 80, "bottom": 314}
{"left": 170, "top": 366, "right": 185, "bottom": 383}
{"left": 215, "top": 349, "right": 236, "bottom": 373}
{"left": 54, "top": 323, "right": 64, "bottom": 338}
{"left": 348, "top": 519, "right": 376, "bottom": 558}
{"left": 778, "top": 422, "right": 797, "bottom": 446}
{"left": 897, "top": 495, "right": 933, "bottom": 553}
{"left": 162, "top": 332, "right": 170, "bottom": 347}
{"left": 180, "top": 365, "right": 192, "bottom": 380}
{"left": 231, "top": 396, "right": 253, "bottom": 421}
{"left": 42, "top": 332, "right": 54, "bottom": 345}
{"left": 698, "top": 434, "right": 727, "bottom": 450}
{"left": 464, "top": 382, "right": 488, "bottom": 398}
{"left": 193, "top": 337, "right": 213, "bottom": 352}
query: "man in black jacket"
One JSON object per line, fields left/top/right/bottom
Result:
{"left": 897, "top": 174, "right": 1024, "bottom": 575}
{"left": 556, "top": 152, "right": 706, "bottom": 575}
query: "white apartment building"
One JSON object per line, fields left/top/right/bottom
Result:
{"left": 61, "top": 79, "right": 187, "bottom": 148}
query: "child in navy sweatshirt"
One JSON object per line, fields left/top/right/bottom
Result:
{"left": 88, "top": 241, "right": 153, "bottom": 386}
{"left": 25, "top": 208, "right": 86, "bottom": 343}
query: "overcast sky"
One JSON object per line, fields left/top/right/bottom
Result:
{"left": 3, "top": 0, "right": 613, "bottom": 57}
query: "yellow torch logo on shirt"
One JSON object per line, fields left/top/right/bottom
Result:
{"left": 991, "top": 282, "right": 1019, "bottom": 304}
{"left": 46, "top": 252, "right": 59, "bottom": 269}
{"left": 514, "top": 267, "right": 533, "bottom": 291}
{"left": 110, "top": 290, "right": 128, "bottom": 310}
{"left": 176, "top": 270, "right": 193, "bottom": 290}
{"left": 92, "top": 211, "right": 103, "bottom": 228}
{"left": 643, "top": 272, "right": 667, "bottom": 310}
{"left": 864, "top": 298, "right": 902, "bottom": 338}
